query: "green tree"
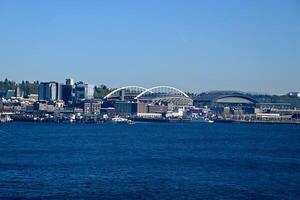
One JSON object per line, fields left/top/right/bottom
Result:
{"left": 94, "top": 85, "right": 111, "bottom": 99}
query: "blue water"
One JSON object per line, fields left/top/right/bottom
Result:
{"left": 0, "top": 122, "right": 300, "bottom": 200}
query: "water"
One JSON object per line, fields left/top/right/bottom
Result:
{"left": 0, "top": 122, "right": 300, "bottom": 200}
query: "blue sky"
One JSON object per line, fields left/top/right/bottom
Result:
{"left": 0, "top": 0, "right": 299, "bottom": 94}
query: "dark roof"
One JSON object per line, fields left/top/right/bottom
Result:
{"left": 194, "top": 92, "right": 257, "bottom": 104}
{"left": 214, "top": 95, "right": 257, "bottom": 104}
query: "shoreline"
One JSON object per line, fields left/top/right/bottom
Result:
{"left": 214, "top": 119, "right": 300, "bottom": 125}
{"left": 2, "top": 119, "right": 300, "bottom": 125}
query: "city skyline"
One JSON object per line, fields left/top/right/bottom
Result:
{"left": 1, "top": 0, "right": 300, "bottom": 94}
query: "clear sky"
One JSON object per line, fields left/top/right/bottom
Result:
{"left": 0, "top": 0, "right": 299, "bottom": 94}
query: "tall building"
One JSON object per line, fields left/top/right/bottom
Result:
{"left": 15, "top": 85, "right": 21, "bottom": 98}
{"left": 61, "top": 79, "right": 75, "bottom": 104}
{"left": 57, "top": 83, "right": 61, "bottom": 100}
{"left": 66, "top": 78, "right": 75, "bottom": 86}
{"left": 61, "top": 84, "right": 74, "bottom": 103}
{"left": 38, "top": 82, "right": 61, "bottom": 101}
{"left": 74, "top": 82, "right": 94, "bottom": 100}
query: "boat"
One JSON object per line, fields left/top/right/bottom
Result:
{"left": 112, "top": 117, "right": 131, "bottom": 124}
{"left": 193, "top": 118, "right": 214, "bottom": 123}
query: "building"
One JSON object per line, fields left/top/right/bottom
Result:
{"left": 28, "top": 94, "right": 39, "bottom": 101}
{"left": 114, "top": 101, "right": 137, "bottom": 115}
{"left": 84, "top": 100, "right": 101, "bottom": 115}
{"left": 15, "top": 85, "right": 21, "bottom": 97}
{"left": 255, "top": 113, "right": 292, "bottom": 121}
{"left": 33, "top": 101, "right": 55, "bottom": 112}
{"left": 100, "top": 107, "right": 115, "bottom": 116}
{"left": 137, "top": 102, "right": 148, "bottom": 113}
{"left": 61, "top": 84, "right": 74, "bottom": 103}
{"left": 38, "top": 82, "right": 61, "bottom": 101}
{"left": 137, "top": 113, "right": 162, "bottom": 119}
{"left": 147, "top": 104, "right": 168, "bottom": 114}
{"left": 257, "top": 103, "right": 292, "bottom": 110}
{"left": 60, "top": 78, "right": 76, "bottom": 104}
{"left": 66, "top": 78, "right": 75, "bottom": 86}
{"left": 74, "top": 82, "right": 94, "bottom": 100}
{"left": 6, "top": 90, "right": 15, "bottom": 98}
{"left": 212, "top": 95, "right": 257, "bottom": 115}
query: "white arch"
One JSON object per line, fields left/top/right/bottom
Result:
{"left": 135, "top": 86, "right": 190, "bottom": 99}
{"left": 104, "top": 86, "right": 148, "bottom": 99}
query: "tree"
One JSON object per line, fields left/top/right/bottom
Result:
{"left": 94, "top": 85, "right": 111, "bottom": 99}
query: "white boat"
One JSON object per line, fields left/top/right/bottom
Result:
{"left": 112, "top": 117, "right": 130, "bottom": 123}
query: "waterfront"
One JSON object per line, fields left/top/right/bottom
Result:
{"left": 2, "top": 79, "right": 300, "bottom": 126}
{"left": 1, "top": 122, "right": 300, "bottom": 199}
